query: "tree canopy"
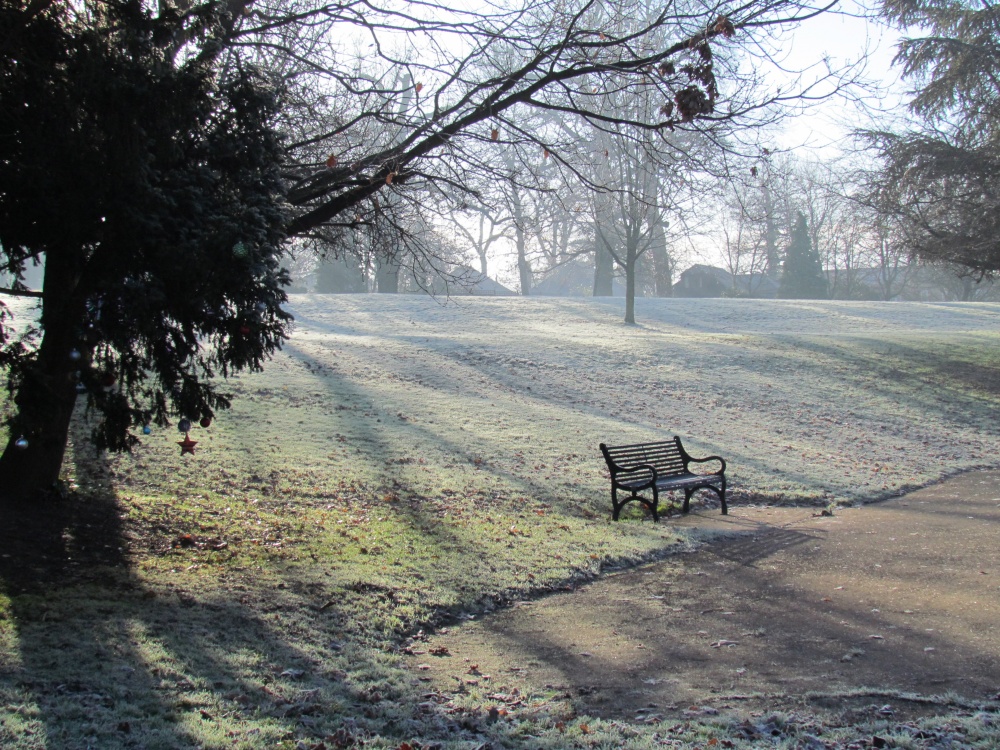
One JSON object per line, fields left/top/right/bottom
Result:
{"left": 779, "top": 212, "right": 828, "bottom": 299}
{"left": 0, "top": 0, "right": 290, "bottom": 502}
{"left": 867, "top": 0, "right": 1000, "bottom": 276}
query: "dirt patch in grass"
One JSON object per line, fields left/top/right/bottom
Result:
{"left": 412, "top": 471, "right": 1000, "bottom": 727}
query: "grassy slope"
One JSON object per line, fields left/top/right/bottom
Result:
{"left": 2, "top": 295, "right": 1000, "bottom": 748}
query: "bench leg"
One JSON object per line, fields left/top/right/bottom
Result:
{"left": 684, "top": 484, "right": 728, "bottom": 515}
{"left": 611, "top": 486, "right": 660, "bottom": 522}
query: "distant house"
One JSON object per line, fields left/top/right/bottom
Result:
{"left": 673, "top": 264, "right": 779, "bottom": 298}
{"left": 436, "top": 265, "right": 516, "bottom": 296}
{"left": 532, "top": 260, "right": 626, "bottom": 297}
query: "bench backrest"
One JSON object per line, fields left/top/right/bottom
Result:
{"left": 600, "top": 437, "right": 688, "bottom": 477}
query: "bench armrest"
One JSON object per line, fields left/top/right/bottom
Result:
{"left": 686, "top": 454, "right": 726, "bottom": 475}
{"left": 611, "top": 463, "right": 658, "bottom": 488}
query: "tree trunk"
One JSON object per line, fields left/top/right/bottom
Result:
{"left": 593, "top": 244, "right": 613, "bottom": 296}
{"left": 649, "top": 220, "right": 672, "bottom": 297}
{"left": 316, "top": 254, "right": 366, "bottom": 293}
{"left": 511, "top": 188, "right": 531, "bottom": 295}
{"left": 516, "top": 228, "right": 531, "bottom": 295}
{"left": 624, "top": 242, "right": 638, "bottom": 324}
{"left": 763, "top": 182, "right": 779, "bottom": 278}
{"left": 0, "top": 251, "right": 83, "bottom": 505}
{"left": 593, "top": 218, "right": 614, "bottom": 296}
{"left": 961, "top": 275, "right": 974, "bottom": 301}
{"left": 476, "top": 214, "right": 489, "bottom": 276}
{"left": 375, "top": 257, "right": 400, "bottom": 293}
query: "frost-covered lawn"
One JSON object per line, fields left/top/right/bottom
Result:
{"left": 1, "top": 294, "right": 999, "bottom": 749}
{"left": 219, "top": 294, "right": 1000, "bottom": 508}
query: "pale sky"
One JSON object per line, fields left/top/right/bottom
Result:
{"left": 772, "top": 1, "right": 909, "bottom": 155}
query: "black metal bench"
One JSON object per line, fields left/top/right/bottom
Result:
{"left": 599, "top": 437, "right": 727, "bottom": 521}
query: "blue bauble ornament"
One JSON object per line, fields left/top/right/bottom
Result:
{"left": 143, "top": 425, "right": 152, "bottom": 435}
{"left": 14, "top": 437, "right": 28, "bottom": 450}
{"left": 178, "top": 418, "right": 192, "bottom": 433}
{"left": 69, "top": 348, "right": 82, "bottom": 362}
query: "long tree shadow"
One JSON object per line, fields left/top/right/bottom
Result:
{"left": 0, "top": 409, "right": 441, "bottom": 748}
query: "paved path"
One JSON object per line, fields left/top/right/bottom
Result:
{"left": 412, "top": 471, "right": 1000, "bottom": 720}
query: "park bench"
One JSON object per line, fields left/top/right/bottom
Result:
{"left": 599, "top": 437, "right": 727, "bottom": 521}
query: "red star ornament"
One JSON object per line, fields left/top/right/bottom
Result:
{"left": 178, "top": 433, "right": 198, "bottom": 455}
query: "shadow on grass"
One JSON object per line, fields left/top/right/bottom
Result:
{"left": 0, "top": 413, "right": 428, "bottom": 749}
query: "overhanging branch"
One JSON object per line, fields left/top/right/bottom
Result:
{"left": 0, "top": 287, "right": 43, "bottom": 299}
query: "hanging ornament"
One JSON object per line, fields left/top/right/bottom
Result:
{"left": 178, "top": 418, "right": 192, "bottom": 433}
{"left": 233, "top": 241, "right": 249, "bottom": 259}
{"left": 199, "top": 416, "right": 212, "bottom": 428}
{"left": 239, "top": 324, "right": 251, "bottom": 336}
{"left": 142, "top": 425, "right": 152, "bottom": 435}
{"left": 14, "top": 436, "right": 28, "bottom": 450}
{"left": 69, "top": 348, "right": 82, "bottom": 362}
{"left": 256, "top": 301, "right": 267, "bottom": 313}
{"left": 178, "top": 433, "right": 198, "bottom": 455}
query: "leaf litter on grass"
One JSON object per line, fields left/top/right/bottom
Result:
{"left": 2, "top": 296, "right": 1000, "bottom": 748}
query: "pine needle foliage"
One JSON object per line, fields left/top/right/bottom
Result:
{"left": 866, "top": 0, "right": 1000, "bottom": 276}
{"left": 0, "top": 0, "right": 290, "bottom": 502}
{"left": 779, "top": 212, "right": 828, "bottom": 299}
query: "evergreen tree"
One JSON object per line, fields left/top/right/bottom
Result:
{"left": 867, "top": 0, "right": 1000, "bottom": 275}
{"left": 779, "top": 213, "right": 828, "bottom": 299}
{"left": 0, "top": 0, "right": 290, "bottom": 504}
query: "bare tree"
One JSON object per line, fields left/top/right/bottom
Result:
{"left": 237, "top": 0, "right": 852, "bottom": 240}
